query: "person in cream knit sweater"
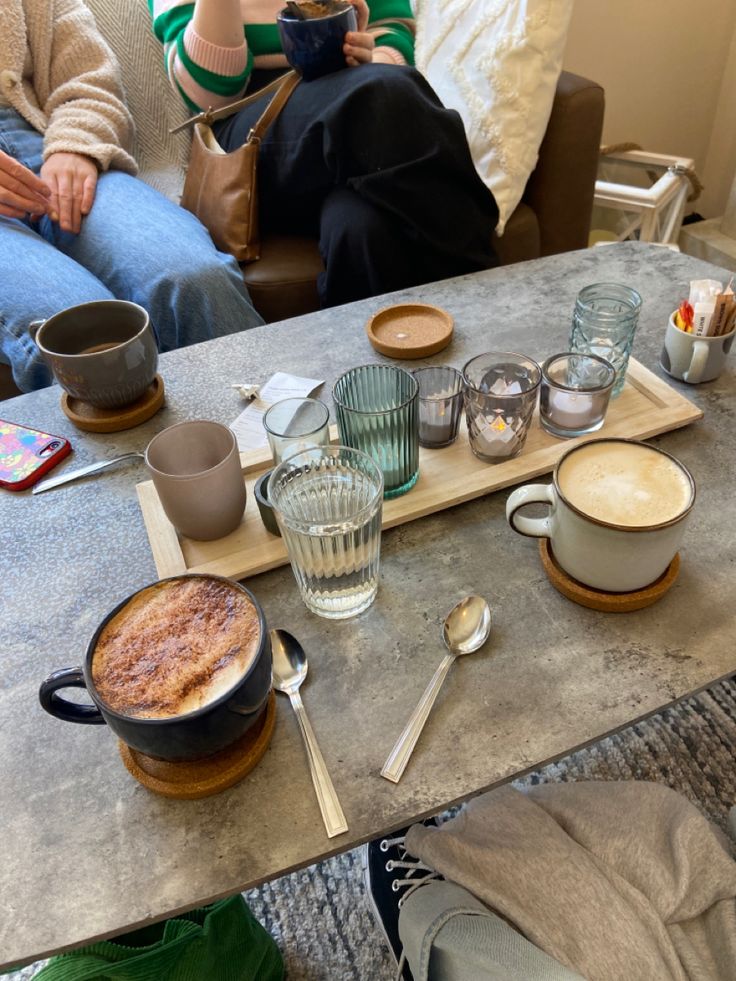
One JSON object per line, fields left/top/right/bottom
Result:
{"left": 150, "top": 0, "right": 499, "bottom": 307}
{"left": 0, "top": 0, "right": 262, "bottom": 393}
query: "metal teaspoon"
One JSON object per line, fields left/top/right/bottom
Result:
{"left": 270, "top": 629, "right": 348, "bottom": 838}
{"left": 381, "top": 595, "right": 492, "bottom": 784}
{"left": 32, "top": 452, "right": 145, "bottom": 494}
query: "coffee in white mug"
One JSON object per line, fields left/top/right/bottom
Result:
{"left": 557, "top": 440, "right": 693, "bottom": 528}
{"left": 506, "top": 438, "right": 695, "bottom": 593}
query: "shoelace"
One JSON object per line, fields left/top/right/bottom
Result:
{"left": 379, "top": 833, "right": 443, "bottom": 981}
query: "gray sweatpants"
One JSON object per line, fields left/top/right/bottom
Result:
{"left": 399, "top": 881, "right": 584, "bottom": 981}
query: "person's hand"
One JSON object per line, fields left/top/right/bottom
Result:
{"left": 344, "top": 0, "right": 374, "bottom": 65}
{"left": 41, "top": 152, "right": 98, "bottom": 234}
{"left": 0, "top": 148, "right": 52, "bottom": 220}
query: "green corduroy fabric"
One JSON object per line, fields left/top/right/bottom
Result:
{"left": 27, "top": 897, "right": 283, "bottom": 981}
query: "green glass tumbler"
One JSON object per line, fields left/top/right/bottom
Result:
{"left": 333, "top": 363, "right": 419, "bottom": 499}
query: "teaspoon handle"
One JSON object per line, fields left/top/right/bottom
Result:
{"left": 381, "top": 652, "right": 456, "bottom": 784}
{"left": 289, "top": 690, "right": 348, "bottom": 838}
{"left": 32, "top": 453, "right": 144, "bottom": 494}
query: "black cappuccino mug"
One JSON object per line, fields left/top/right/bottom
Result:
{"left": 39, "top": 575, "right": 272, "bottom": 762}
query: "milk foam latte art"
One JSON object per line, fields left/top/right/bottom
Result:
{"left": 557, "top": 441, "right": 693, "bottom": 528}
{"left": 506, "top": 438, "right": 695, "bottom": 592}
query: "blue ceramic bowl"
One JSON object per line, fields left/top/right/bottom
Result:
{"left": 277, "top": 4, "right": 357, "bottom": 81}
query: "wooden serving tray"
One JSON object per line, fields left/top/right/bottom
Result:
{"left": 136, "top": 359, "right": 703, "bottom": 581}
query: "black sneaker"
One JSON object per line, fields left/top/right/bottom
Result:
{"left": 363, "top": 821, "right": 443, "bottom": 981}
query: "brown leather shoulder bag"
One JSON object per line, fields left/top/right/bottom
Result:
{"left": 174, "top": 70, "right": 300, "bottom": 263}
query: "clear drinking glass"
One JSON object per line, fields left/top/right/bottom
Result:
{"left": 268, "top": 446, "right": 384, "bottom": 619}
{"left": 412, "top": 366, "right": 465, "bottom": 448}
{"left": 333, "top": 364, "right": 419, "bottom": 498}
{"left": 262, "top": 397, "right": 331, "bottom": 465}
{"left": 539, "top": 352, "right": 615, "bottom": 438}
{"left": 569, "top": 282, "right": 642, "bottom": 398}
{"left": 462, "top": 352, "right": 541, "bottom": 463}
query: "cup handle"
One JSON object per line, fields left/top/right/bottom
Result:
{"left": 506, "top": 483, "right": 555, "bottom": 538}
{"left": 38, "top": 667, "right": 106, "bottom": 725}
{"left": 683, "top": 339, "right": 708, "bottom": 383}
{"left": 28, "top": 319, "right": 45, "bottom": 345}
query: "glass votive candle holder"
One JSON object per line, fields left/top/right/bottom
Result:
{"left": 462, "top": 352, "right": 541, "bottom": 463}
{"left": 333, "top": 363, "right": 419, "bottom": 499}
{"left": 412, "top": 366, "right": 465, "bottom": 448}
{"left": 262, "top": 397, "right": 330, "bottom": 465}
{"left": 539, "top": 352, "right": 615, "bottom": 439}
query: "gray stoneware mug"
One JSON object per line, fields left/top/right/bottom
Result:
{"left": 30, "top": 299, "right": 158, "bottom": 409}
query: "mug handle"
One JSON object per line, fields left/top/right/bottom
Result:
{"left": 38, "top": 667, "right": 106, "bottom": 724}
{"left": 28, "top": 319, "right": 45, "bottom": 345}
{"left": 683, "top": 339, "right": 708, "bottom": 383}
{"left": 506, "top": 483, "right": 556, "bottom": 538}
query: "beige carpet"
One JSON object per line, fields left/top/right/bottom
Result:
{"left": 9, "top": 678, "right": 736, "bottom": 980}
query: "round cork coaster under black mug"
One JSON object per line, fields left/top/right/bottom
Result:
{"left": 538, "top": 539, "right": 680, "bottom": 612}
{"left": 118, "top": 689, "right": 276, "bottom": 799}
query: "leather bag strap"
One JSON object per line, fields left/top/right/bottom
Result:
{"left": 170, "top": 70, "right": 300, "bottom": 135}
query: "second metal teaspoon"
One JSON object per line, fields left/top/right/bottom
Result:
{"left": 270, "top": 629, "right": 348, "bottom": 838}
{"left": 381, "top": 595, "right": 492, "bottom": 783}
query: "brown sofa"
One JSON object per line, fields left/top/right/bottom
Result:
{"left": 0, "top": 58, "right": 604, "bottom": 402}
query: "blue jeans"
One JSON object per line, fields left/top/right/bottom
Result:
{"left": 0, "top": 110, "right": 263, "bottom": 392}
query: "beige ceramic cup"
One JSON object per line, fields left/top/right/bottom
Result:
{"left": 31, "top": 300, "right": 158, "bottom": 408}
{"left": 145, "top": 420, "right": 246, "bottom": 541}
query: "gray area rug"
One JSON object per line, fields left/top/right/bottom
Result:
{"left": 9, "top": 678, "right": 736, "bottom": 980}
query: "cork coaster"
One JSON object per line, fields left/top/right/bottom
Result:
{"left": 61, "top": 374, "right": 165, "bottom": 433}
{"left": 119, "top": 689, "right": 276, "bottom": 799}
{"left": 366, "top": 303, "right": 453, "bottom": 359}
{"left": 539, "top": 539, "right": 680, "bottom": 612}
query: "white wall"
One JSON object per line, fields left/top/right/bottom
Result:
{"left": 563, "top": 0, "right": 736, "bottom": 219}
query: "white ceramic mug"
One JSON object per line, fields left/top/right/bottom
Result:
{"left": 506, "top": 438, "right": 695, "bottom": 592}
{"left": 660, "top": 311, "right": 735, "bottom": 384}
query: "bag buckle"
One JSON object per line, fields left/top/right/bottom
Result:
{"left": 170, "top": 106, "right": 216, "bottom": 135}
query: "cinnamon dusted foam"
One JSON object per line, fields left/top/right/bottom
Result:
{"left": 92, "top": 577, "right": 260, "bottom": 719}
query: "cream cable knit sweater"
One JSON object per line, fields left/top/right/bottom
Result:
{"left": 0, "top": 0, "right": 137, "bottom": 174}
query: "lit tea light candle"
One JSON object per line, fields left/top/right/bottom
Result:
{"left": 474, "top": 415, "right": 521, "bottom": 457}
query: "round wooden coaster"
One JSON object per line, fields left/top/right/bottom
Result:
{"left": 119, "top": 689, "right": 276, "bottom": 799}
{"left": 538, "top": 539, "right": 680, "bottom": 612}
{"left": 61, "top": 374, "right": 165, "bottom": 433}
{"left": 366, "top": 303, "right": 454, "bottom": 359}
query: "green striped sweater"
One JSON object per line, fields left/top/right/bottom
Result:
{"left": 149, "top": 0, "right": 415, "bottom": 112}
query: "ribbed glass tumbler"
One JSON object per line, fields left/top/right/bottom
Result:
{"left": 333, "top": 363, "right": 419, "bottom": 499}
{"left": 268, "top": 446, "right": 384, "bottom": 619}
{"left": 569, "top": 283, "right": 642, "bottom": 398}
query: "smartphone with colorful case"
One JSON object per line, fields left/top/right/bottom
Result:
{"left": 0, "top": 419, "right": 72, "bottom": 491}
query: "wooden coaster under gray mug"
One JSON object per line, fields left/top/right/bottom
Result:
{"left": 61, "top": 374, "right": 165, "bottom": 433}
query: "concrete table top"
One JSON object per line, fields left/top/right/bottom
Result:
{"left": 2, "top": 243, "right": 735, "bottom": 970}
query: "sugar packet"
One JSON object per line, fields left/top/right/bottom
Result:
{"left": 689, "top": 279, "right": 722, "bottom": 336}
